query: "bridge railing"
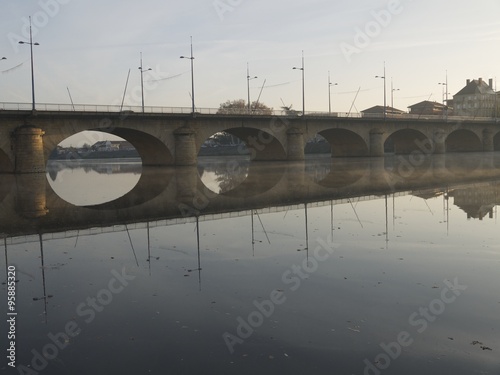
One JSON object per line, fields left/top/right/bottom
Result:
{"left": 0, "top": 101, "right": 364, "bottom": 117}
{"left": 0, "top": 101, "right": 498, "bottom": 122}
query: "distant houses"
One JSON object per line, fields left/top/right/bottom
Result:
{"left": 92, "top": 140, "right": 135, "bottom": 152}
{"left": 408, "top": 100, "right": 446, "bottom": 116}
{"left": 361, "top": 105, "right": 405, "bottom": 116}
{"left": 50, "top": 140, "right": 138, "bottom": 160}
{"left": 453, "top": 78, "right": 498, "bottom": 117}
{"left": 362, "top": 77, "right": 499, "bottom": 118}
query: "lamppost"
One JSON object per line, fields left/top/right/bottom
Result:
{"left": 18, "top": 17, "right": 39, "bottom": 112}
{"left": 375, "top": 61, "right": 386, "bottom": 120}
{"left": 438, "top": 71, "right": 449, "bottom": 120}
{"left": 438, "top": 82, "right": 446, "bottom": 105}
{"left": 328, "top": 71, "right": 338, "bottom": 115}
{"left": 1, "top": 57, "right": 5, "bottom": 107}
{"left": 138, "top": 52, "right": 152, "bottom": 113}
{"left": 246, "top": 63, "right": 257, "bottom": 112}
{"left": 391, "top": 77, "right": 399, "bottom": 110}
{"left": 293, "top": 50, "right": 305, "bottom": 116}
{"left": 180, "top": 36, "right": 195, "bottom": 114}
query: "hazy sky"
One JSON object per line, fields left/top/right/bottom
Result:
{"left": 1, "top": 0, "right": 500, "bottom": 117}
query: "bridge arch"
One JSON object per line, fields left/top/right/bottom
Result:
{"left": 446, "top": 129, "right": 482, "bottom": 152}
{"left": 493, "top": 131, "right": 500, "bottom": 151}
{"left": 200, "top": 127, "right": 287, "bottom": 161}
{"left": 45, "top": 128, "right": 174, "bottom": 167}
{"left": 317, "top": 129, "right": 369, "bottom": 157}
{"left": 385, "top": 129, "right": 432, "bottom": 155}
{"left": 104, "top": 128, "right": 173, "bottom": 166}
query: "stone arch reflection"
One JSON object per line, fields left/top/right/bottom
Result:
{"left": 198, "top": 157, "right": 286, "bottom": 198}
{"left": 309, "top": 157, "right": 369, "bottom": 188}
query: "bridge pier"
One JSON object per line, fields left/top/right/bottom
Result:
{"left": 433, "top": 130, "right": 446, "bottom": 154}
{"left": 482, "top": 129, "right": 494, "bottom": 152}
{"left": 174, "top": 126, "right": 197, "bottom": 166}
{"left": 370, "top": 129, "right": 385, "bottom": 157}
{"left": 15, "top": 174, "right": 49, "bottom": 218}
{"left": 14, "top": 126, "right": 46, "bottom": 173}
{"left": 287, "top": 128, "right": 305, "bottom": 161}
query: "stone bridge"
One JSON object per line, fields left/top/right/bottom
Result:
{"left": 1, "top": 110, "right": 500, "bottom": 173}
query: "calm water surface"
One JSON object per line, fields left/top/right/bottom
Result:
{"left": 1, "top": 154, "right": 499, "bottom": 375}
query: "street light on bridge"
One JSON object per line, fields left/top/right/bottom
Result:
{"left": 139, "top": 52, "right": 152, "bottom": 113}
{"left": 438, "top": 71, "right": 449, "bottom": 120}
{"left": 246, "top": 63, "right": 257, "bottom": 112}
{"left": 328, "top": 71, "right": 338, "bottom": 115}
{"left": 375, "top": 61, "right": 386, "bottom": 120}
{"left": 18, "top": 17, "right": 39, "bottom": 112}
{"left": 180, "top": 36, "right": 195, "bottom": 115}
{"left": 391, "top": 77, "right": 400, "bottom": 110}
{"left": 293, "top": 50, "right": 305, "bottom": 116}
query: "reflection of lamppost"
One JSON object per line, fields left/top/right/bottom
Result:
{"left": 180, "top": 36, "right": 195, "bottom": 114}
{"left": 246, "top": 63, "right": 257, "bottom": 112}
{"left": 138, "top": 52, "right": 152, "bottom": 113}
{"left": 328, "top": 71, "right": 338, "bottom": 115}
{"left": 391, "top": 78, "right": 399, "bottom": 110}
{"left": 293, "top": 50, "right": 305, "bottom": 116}
{"left": 375, "top": 61, "right": 386, "bottom": 120}
{"left": 18, "top": 17, "right": 39, "bottom": 112}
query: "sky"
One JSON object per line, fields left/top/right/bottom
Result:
{"left": 1, "top": 0, "right": 500, "bottom": 121}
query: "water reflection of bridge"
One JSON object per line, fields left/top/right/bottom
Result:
{"left": 3, "top": 153, "right": 500, "bottom": 243}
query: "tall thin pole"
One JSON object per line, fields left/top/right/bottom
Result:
{"left": 180, "top": 37, "right": 195, "bottom": 114}
{"left": 29, "top": 18, "right": 35, "bottom": 111}
{"left": 247, "top": 63, "right": 251, "bottom": 111}
{"left": 391, "top": 78, "right": 393, "bottom": 109}
{"left": 196, "top": 217, "right": 201, "bottom": 291}
{"left": 18, "top": 17, "right": 38, "bottom": 112}
{"left": 66, "top": 87, "right": 75, "bottom": 111}
{"left": 445, "top": 70, "right": 448, "bottom": 121}
{"left": 139, "top": 53, "right": 152, "bottom": 113}
{"left": 293, "top": 51, "right": 305, "bottom": 116}
{"left": 39, "top": 234, "right": 48, "bottom": 323}
{"left": 375, "top": 62, "right": 386, "bottom": 119}
{"left": 328, "top": 71, "right": 332, "bottom": 115}
{"left": 383, "top": 61, "right": 386, "bottom": 120}
{"left": 140, "top": 52, "right": 145, "bottom": 112}
{"left": 190, "top": 36, "right": 195, "bottom": 114}
{"left": 246, "top": 63, "right": 257, "bottom": 112}
{"left": 495, "top": 77, "right": 498, "bottom": 121}
{"left": 301, "top": 51, "right": 305, "bottom": 116}
{"left": 120, "top": 69, "right": 131, "bottom": 111}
